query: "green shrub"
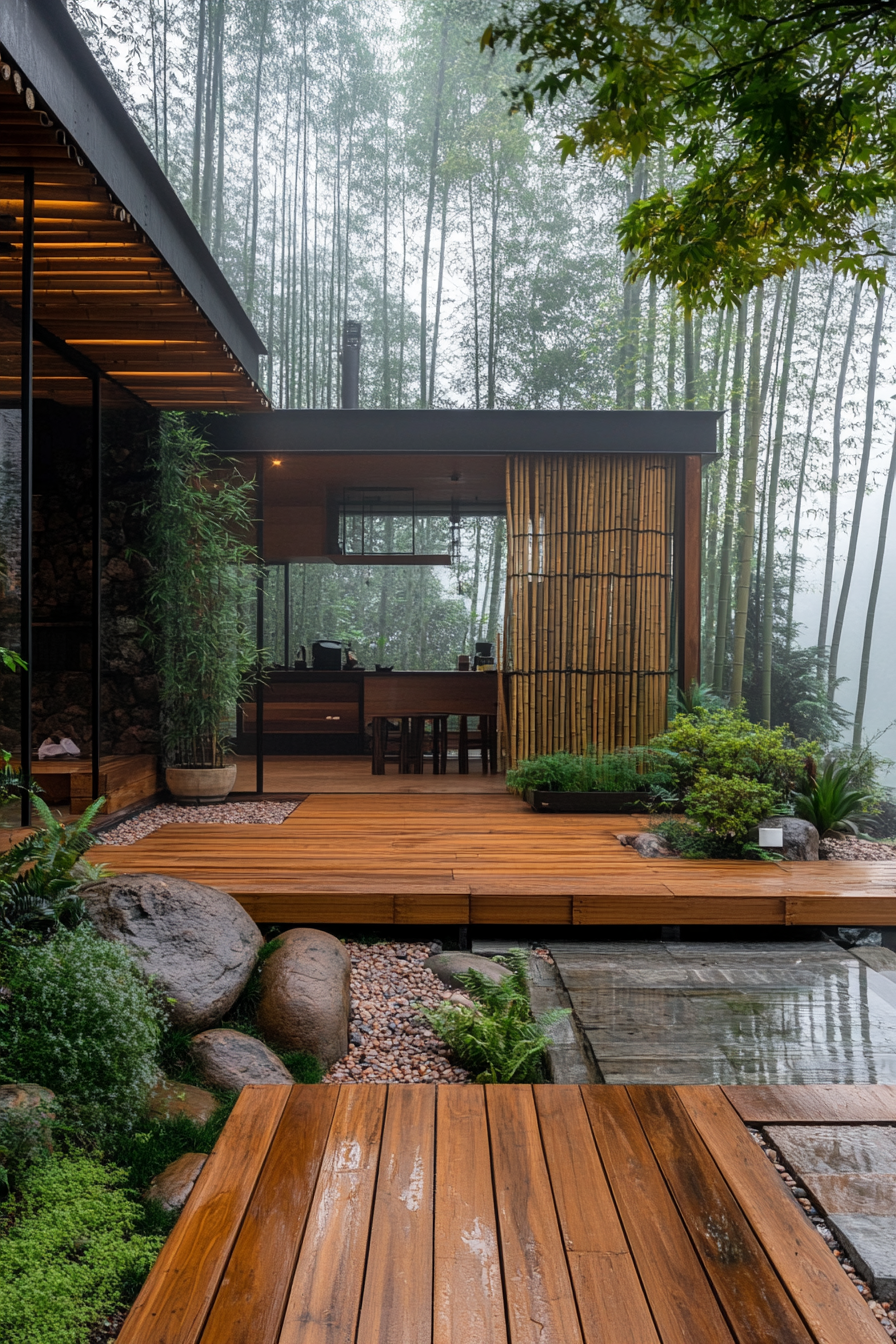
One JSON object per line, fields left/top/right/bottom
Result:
{"left": 4, "top": 926, "right": 162, "bottom": 1133}
{"left": 650, "top": 706, "right": 808, "bottom": 802}
{"left": 420, "top": 949, "right": 568, "bottom": 1083}
{"left": 792, "top": 759, "right": 876, "bottom": 837}
{"left": 684, "top": 772, "right": 781, "bottom": 844}
{"left": 506, "top": 746, "right": 672, "bottom": 796}
{"left": 0, "top": 1153, "right": 162, "bottom": 1344}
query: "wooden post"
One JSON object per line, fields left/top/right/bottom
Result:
{"left": 676, "top": 454, "right": 702, "bottom": 696}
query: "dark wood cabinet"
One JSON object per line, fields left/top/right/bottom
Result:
{"left": 237, "top": 669, "right": 498, "bottom": 755}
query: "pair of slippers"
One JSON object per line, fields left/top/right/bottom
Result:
{"left": 37, "top": 736, "right": 81, "bottom": 760}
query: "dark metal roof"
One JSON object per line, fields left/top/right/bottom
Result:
{"left": 2, "top": 0, "right": 265, "bottom": 382}
{"left": 210, "top": 409, "right": 722, "bottom": 458}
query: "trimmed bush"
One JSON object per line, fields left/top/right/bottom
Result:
{"left": 4, "top": 926, "right": 162, "bottom": 1133}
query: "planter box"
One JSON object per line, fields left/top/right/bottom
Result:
{"left": 525, "top": 788, "right": 652, "bottom": 814}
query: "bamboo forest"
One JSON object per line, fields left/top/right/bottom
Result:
{"left": 67, "top": 0, "right": 896, "bottom": 764}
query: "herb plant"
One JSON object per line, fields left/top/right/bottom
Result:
{"left": 420, "top": 949, "right": 568, "bottom": 1083}
{"left": 139, "top": 414, "right": 260, "bottom": 769}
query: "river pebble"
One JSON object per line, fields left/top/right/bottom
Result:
{"left": 326, "top": 940, "right": 470, "bottom": 1085}
{"left": 98, "top": 801, "right": 299, "bottom": 846}
{"left": 822, "top": 835, "right": 896, "bottom": 862}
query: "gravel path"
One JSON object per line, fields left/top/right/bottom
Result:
{"left": 326, "top": 941, "right": 470, "bottom": 1084}
{"left": 821, "top": 835, "right": 896, "bottom": 861}
{"left": 98, "top": 800, "right": 300, "bottom": 846}
{"left": 752, "top": 1127, "right": 896, "bottom": 1336}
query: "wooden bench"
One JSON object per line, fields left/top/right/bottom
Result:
{"left": 15, "top": 755, "right": 158, "bottom": 814}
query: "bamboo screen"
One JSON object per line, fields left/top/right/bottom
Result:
{"left": 503, "top": 453, "right": 675, "bottom": 766}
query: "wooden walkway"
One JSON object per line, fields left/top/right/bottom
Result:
{"left": 118, "top": 1082, "right": 887, "bottom": 1344}
{"left": 98, "top": 794, "right": 896, "bottom": 926}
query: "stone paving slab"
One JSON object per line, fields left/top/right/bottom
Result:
{"left": 827, "top": 1215, "right": 896, "bottom": 1300}
{"left": 803, "top": 1174, "right": 896, "bottom": 1216}
{"left": 551, "top": 941, "right": 896, "bottom": 1086}
{"left": 765, "top": 1125, "right": 896, "bottom": 1175}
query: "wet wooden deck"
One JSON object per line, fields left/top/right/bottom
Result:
{"left": 118, "top": 1083, "right": 887, "bottom": 1344}
{"left": 97, "top": 794, "right": 896, "bottom": 926}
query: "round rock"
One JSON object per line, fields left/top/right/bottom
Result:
{"left": 423, "top": 951, "right": 513, "bottom": 990}
{"left": 148, "top": 1077, "right": 219, "bottom": 1126}
{"left": 748, "top": 816, "right": 820, "bottom": 861}
{"left": 190, "top": 1028, "right": 294, "bottom": 1091}
{"left": 80, "top": 873, "right": 263, "bottom": 1030}
{"left": 143, "top": 1152, "right": 208, "bottom": 1212}
{"left": 256, "top": 928, "right": 350, "bottom": 1066}
{"left": 0, "top": 1083, "right": 55, "bottom": 1160}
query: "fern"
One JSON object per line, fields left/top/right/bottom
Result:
{"left": 420, "top": 949, "right": 569, "bottom": 1084}
{"left": 0, "top": 796, "right": 109, "bottom": 941}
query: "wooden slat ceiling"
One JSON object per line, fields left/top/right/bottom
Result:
{"left": 0, "top": 55, "right": 269, "bottom": 411}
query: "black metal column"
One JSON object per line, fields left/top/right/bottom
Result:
{"left": 283, "top": 562, "right": 290, "bottom": 669}
{"left": 91, "top": 374, "right": 102, "bottom": 801}
{"left": 20, "top": 170, "right": 34, "bottom": 827}
{"left": 255, "top": 454, "right": 264, "bottom": 795}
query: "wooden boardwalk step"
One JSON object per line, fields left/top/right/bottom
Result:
{"left": 118, "top": 1084, "right": 890, "bottom": 1344}
{"left": 95, "top": 794, "right": 896, "bottom": 926}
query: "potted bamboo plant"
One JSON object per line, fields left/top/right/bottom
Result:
{"left": 141, "top": 415, "right": 259, "bottom": 804}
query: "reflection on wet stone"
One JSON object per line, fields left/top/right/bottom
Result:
{"left": 549, "top": 941, "right": 896, "bottom": 1086}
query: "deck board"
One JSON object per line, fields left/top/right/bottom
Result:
{"left": 95, "top": 793, "right": 896, "bottom": 925}
{"left": 120, "top": 1084, "right": 890, "bottom": 1344}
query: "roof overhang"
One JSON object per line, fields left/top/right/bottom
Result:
{"left": 210, "top": 409, "right": 723, "bottom": 459}
{"left": 0, "top": 0, "right": 268, "bottom": 410}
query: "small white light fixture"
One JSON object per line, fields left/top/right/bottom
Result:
{"left": 758, "top": 827, "right": 784, "bottom": 848}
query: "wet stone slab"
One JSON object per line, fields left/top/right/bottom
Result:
{"left": 550, "top": 940, "right": 896, "bottom": 1086}
{"left": 826, "top": 1215, "right": 896, "bottom": 1300}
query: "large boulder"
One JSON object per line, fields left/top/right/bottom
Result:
{"left": 143, "top": 1153, "right": 208, "bottom": 1213}
{"left": 256, "top": 928, "right": 350, "bottom": 1067}
{"left": 190, "top": 1028, "right": 293, "bottom": 1091}
{"left": 424, "top": 951, "right": 513, "bottom": 991}
{"left": 748, "top": 816, "right": 820, "bottom": 861}
{"left": 148, "top": 1077, "right": 219, "bottom": 1126}
{"left": 80, "top": 873, "right": 263, "bottom": 1030}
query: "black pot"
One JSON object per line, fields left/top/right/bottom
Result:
{"left": 525, "top": 788, "right": 652, "bottom": 814}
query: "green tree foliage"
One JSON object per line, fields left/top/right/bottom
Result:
{"left": 140, "top": 415, "right": 259, "bottom": 767}
{"left": 483, "top": 1, "right": 896, "bottom": 306}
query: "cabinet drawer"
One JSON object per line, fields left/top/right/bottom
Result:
{"left": 240, "top": 701, "right": 359, "bottom": 734}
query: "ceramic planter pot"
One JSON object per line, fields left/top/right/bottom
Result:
{"left": 525, "top": 788, "right": 652, "bottom": 814}
{"left": 166, "top": 764, "right": 238, "bottom": 805}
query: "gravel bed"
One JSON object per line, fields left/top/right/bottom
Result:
{"left": 821, "top": 835, "right": 896, "bottom": 861}
{"left": 751, "top": 1127, "right": 896, "bottom": 1335}
{"left": 98, "top": 800, "right": 300, "bottom": 846}
{"left": 326, "top": 941, "right": 470, "bottom": 1085}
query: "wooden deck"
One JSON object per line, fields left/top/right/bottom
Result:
{"left": 97, "top": 793, "right": 896, "bottom": 926}
{"left": 118, "top": 1082, "right": 888, "bottom": 1344}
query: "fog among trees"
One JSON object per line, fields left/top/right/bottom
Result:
{"left": 68, "top": 0, "right": 896, "bottom": 762}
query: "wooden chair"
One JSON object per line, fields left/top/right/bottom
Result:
{"left": 457, "top": 714, "right": 498, "bottom": 774}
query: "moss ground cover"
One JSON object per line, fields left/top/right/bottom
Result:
{"left": 0, "top": 1155, "right": 163, "bottom": 1344}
